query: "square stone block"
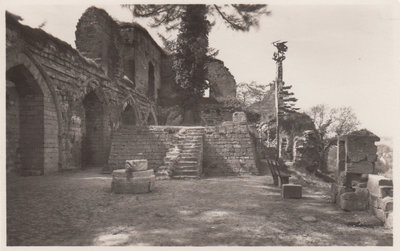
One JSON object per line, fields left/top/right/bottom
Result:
{"left": 125, "top": 159, "right": 148, "bottom": 172}
{"left": 282, "top": 184, "right": 302, "bottom": 199}
{"left": 346, "top": 161, "right": 373, "bottom": 174}
{"left": 367, "top": 174, "right": 393, "bottom": 197}
{"left": 340, "top": 189, "right": 369, "bottom": 211}
{"left": 112, "top": 175, "right": 155, "bottom": 194}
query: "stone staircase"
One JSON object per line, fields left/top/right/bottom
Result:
{"left": 171, "top": 127, "right": 204, "bottom": 179}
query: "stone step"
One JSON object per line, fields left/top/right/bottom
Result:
{"left": 181, "top": 146, "right": 201, "bottom": 149}
{"left": 181, "top": 149, "right": 200, "bottom": 153}
{"left": 172, "top": 175, "right": 200, "bottom": 180}
{"left": 173, "top": 170, "right": 199, "bottom": 176}
{"left": 180, "top": 152, "right": 198, "bottom": 157}
{"left": 179, "top": 157, "right": 198, "bottom": 161}
{"left": 177, "top": 143, "right": 201, "bottom": 147}
{"left": 175, "top": 165, "right": 198, "bottom": 170}
{"left": 178, "top": 160, "right": 198, "bottom": 165}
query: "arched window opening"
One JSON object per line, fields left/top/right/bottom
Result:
{"left": 83, "top": 91, "right": 105, "bottom": 167}
{"left": 122, "top": 104, "right": 137, "bottom": 126}
{"left": 147, "top": 62, "right": 155, "bottom": 100}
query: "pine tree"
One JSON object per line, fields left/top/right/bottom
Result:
{"left": 123, "top": 4, "right": 270, "bottom": 124}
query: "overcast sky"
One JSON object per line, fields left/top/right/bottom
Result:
{"left": 4, "top": 0, "right": 400, "bottom": 139}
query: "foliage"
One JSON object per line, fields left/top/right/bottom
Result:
{"left": 307, "top": 104, "right": 360, "bottom": 140}
{"left": 306, "top": 104, "right": 360, "bottom": 171}
{"left": 276, "top": 80, "right": 299, "bottom": 116}
{"left": 123, "top": 4, "right": 270, "bottom": 124}
{"left": 236, "top": 81, "right": 270, "bottom": 106}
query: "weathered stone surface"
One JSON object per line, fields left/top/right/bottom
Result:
{"left": 111, "top": 175, "right": 155, "bottom": 194}
{"left": 6, "top": 11, "right": 158, "bottom": 175}
{"left": 112, "top": 169, "right": 126, "bottom": 178}
{"left": 346, "top": 161, "right": 374, "bottom": 174}
{"left": 378, "top": 196, "right": 393, "bottom": 211}
{"left": 373, "top": 207, "right": 387, "bottom": 222}
{"left": 367, "top": 174, "right": 393, "bottom": 197}
{"left": 206, "top": 59, "right": 236, "bottom": 99}
{"left": 282, "top": 184, "right": 302, "bottom": 199}
{"left": 203, "top": 123, "right": 257, "bottom": 176}
{"left": 339, "top": 188, "right": 369, "bottom": 211}
{"left": 232, "top": 112, "right": 247, "bottom": 123}
{"left": 131, "top": 169, "right": 155, "bottom": 178}
{"left": 385, "top": 212, "right": 393, "bottom": 228}
{"left": 125, "top": 159, "right": 148, "bottom": 172}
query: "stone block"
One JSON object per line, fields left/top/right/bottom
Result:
{"left": 112, "top": 169, "right": 126, "bottom": 178}
{"left": 282, "top": 184, "right": 302, "bottom": 199}
{"left": 385, "top": 212, "right": 393, "bottom": 228}
{"left": 130, "top": 169, "right": 155, "bottom": 178}
{"left": 373, "top": 207, "right": 387, "bottom": 222}
{"left": 339, "top": 188, "right": 369, "bottom": 211}
{"left": 367, "top": 174, "right": 393, "bottom": 197}
{"left": 378, "top": 196, "right": 393, "bottom": 211}
{"left": 379, "top": 186, "right": 393, "bottom": 198}
{"left": 112, "top": 175, "right": 155, "bottom": 194}
{"left": 346, "top": 161, "right": 373, "bottom": 174}
{"left": 232, "top": 112, "right": 247, "bottom": 123}
{"left": 125, "top": 159, "right": 148, "bottom": 171}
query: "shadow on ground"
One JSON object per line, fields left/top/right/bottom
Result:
{"left": 6, "top": 169, "right": 392, "bottom": 246}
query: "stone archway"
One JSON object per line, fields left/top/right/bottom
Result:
{"left": 121, "top": 104, "right": 137, "bottom": 126}
{"left": 6, "top": 62, "right": 59, "bottom": 175}
{"left": 147, "top": 106, "right": 158, "bottom": 125}
{"left": 82, "top": 90, "right": 107, "bottom": 167}
{"left": 147, "top": 62, "right": 155, "bottom": 100}
{"left": 120, "top": 95, "right": 141, "bottom": 126}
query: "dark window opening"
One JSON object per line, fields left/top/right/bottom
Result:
{"left": 147, "top": 62, "right": 155, "bottom": 100}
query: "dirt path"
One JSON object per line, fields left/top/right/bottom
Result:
{"left": 6, "top": 169, "right": 392, "bottom": 246}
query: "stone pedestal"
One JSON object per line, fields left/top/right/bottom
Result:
{"left": 282, "top": 184, "right": 302, "bottom": 199}
{"left": 111, "top": 159, "right": 155, "bottom": 194}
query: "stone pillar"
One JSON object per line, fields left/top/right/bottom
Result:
{"left": 331, "top": 129, "right": 380, "bottom": 211}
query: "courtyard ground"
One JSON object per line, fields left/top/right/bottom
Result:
{"left": 6, "top": 168, "right": 392, "bottom": 246}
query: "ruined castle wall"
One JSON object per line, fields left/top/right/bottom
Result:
{"left": 75, "top": 7, "right": 164, "bottom": 101}
{"left": 207, "top": 60, "right": 237, "bottom": 99}
{"left": 119, "top": 26, "right": 163, "bottom": 99}
{"left": 108, "top": 126, "right": 179, "bottom": 172}
{"left": 203, "top": 122, "right": 258, "bottom": 176}
{"left": 6, "top": 13, "right": 155, "bottom": 174}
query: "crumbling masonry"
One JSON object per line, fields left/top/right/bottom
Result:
{"left": 5, "top": 7, "right": 250, "bottom": 177}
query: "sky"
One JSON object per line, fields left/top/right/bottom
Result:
{"left": 3, "top": 0, "right": 400, "bottom": 139}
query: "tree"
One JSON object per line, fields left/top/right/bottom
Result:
{"left": 123, "top": 4, "right": 270, "bottom": 124}
{"left": 307, "top": 104, "right": 360, "bottom": 171}
{"left": 236, "top": 81, "right": 270, "bottom": 106}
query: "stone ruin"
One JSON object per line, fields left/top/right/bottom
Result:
{"left": 111, "top": 159, "right": 155, "bottom": 194}
{"left": 330, "top": 129, "right": 393, "bottom": 227}
{"left": 5, "top": 7, "right": 239, "bottom": 176}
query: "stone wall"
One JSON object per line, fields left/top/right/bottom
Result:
{"left": 199, "top": 101, "right": 234, "bottom": 126}
{"left": 6, "top": 12, "right": 156, "bottom": 174}
{"left": 108, "top": 126, "right": 179, "bottom": 172}
{"left": 203, "top": 122, "right": 258, "bottom": 176}
{"left": 75, "top": 7, "right": 165, "bottom": 101}
{"left": 367, "top": 174, "right": 393, "bottom": 228}
{"left": 108, "top": 122, "right": 258, "bottom": 177}
{"left": 206, "top": 59, "right": 236, "bottom": 99}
